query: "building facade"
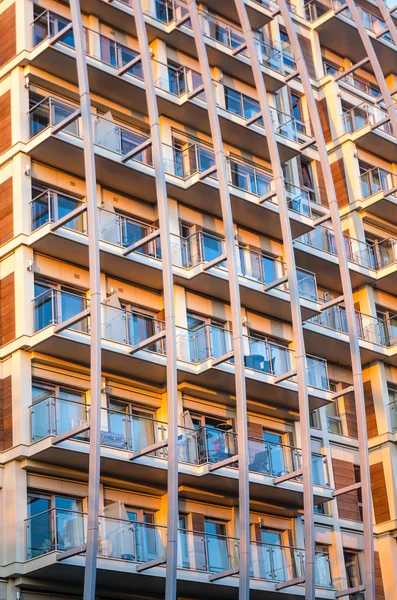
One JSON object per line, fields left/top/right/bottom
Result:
{"left": 0, "top": 0, "right": 396, "bottom": 598}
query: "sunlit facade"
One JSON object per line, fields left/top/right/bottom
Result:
{"left": 0, "top": 0, "right": 396, "bottom": 599}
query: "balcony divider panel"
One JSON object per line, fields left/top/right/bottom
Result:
{"left": 343, "top": 0, "right": 397, "bottom": 135}
{"left": 374, "top": 0, "right": 397, "bottom": 46}
{"left": 185, "top": 2, "right": 251, "bottom": 598}
{"left": 131, "top": 3, "right": 180, "bottom": 600}
{"left": 69, "top": 3, "right": 102, "bottom": 600}
{"left": 277, "top": 1, "right": 375, "bottom": 598}
{"left": 233, "top": 2, "right": 315, "bottom": 598}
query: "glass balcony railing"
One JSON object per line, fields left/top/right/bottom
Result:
{"left": 310, "top": 305, "right": 393, "bottom": 346}
{"left": 32, "top": 10, "right": 144, "bottom": 80}
{"left": 30, "top": 396, "right": 169, "bottom": 453}
{"left": 306, "top": 355, "right": 329, "bottom": 390}
{"left": 251, "top": 543, "right": 332, "bottom": 587}
{"left": 148, "top": 0, "right": 190, "bottom": 25}
{"left": 33, "top": 288, "right": 90, "bottom": 333}
{"left": 178, "top": 528, "right": 239, "bottom": 573}
{"left": 101, "top": 304, "right": 166, "bottom": 350}
{"left": 25, "top": 507, "right": 167, "bottom": 564}
{"left": 360, "top": 167, "right": 397, "bottom": 200}
{"left": 25, "top": 507, "right": 332, "bottom": 587}
{"left": 324, "top": 61, "right": 382, "bottom": 100}
{"left": 199, "top": 10, "right": 247, "bottom": 54}
{"left": 30, "top": 188, "right": 86, "bottom": 232}
{"left": 244, "top": 335, "right": 294, "bottom": 376}
{"left": 298, "top": 225, "right": 375, "bottom": 269}
{"left": 342, "top": 102, "right": 393, "bottom": 136}
{"left": 176, "top": 324, "right": 233, "bottom": 364}
{"left": 171, "top": 231, "right": 226, "bottom": 270}
{"left": 28, "top": 96, "right": 153, "bottom": 166}
{"left": 305, "top": 0, "right": 394, "bottom": 44}
{"left": 26, "top": 507, "right": 86, "bottom": 559}
{"left": 99, "top": 209, "right": 161, "bottom": 258}
{"left": 178, "top": 425, "right": 238, "bottom": 465}
{"left": 372, "top": 237, "right": 397, "bottom": 270}
{"left": 248, "top": 437, "right": 329, "bottom": 486}
{"left": 153, "top": 60, "right": 204, "bottom": 98}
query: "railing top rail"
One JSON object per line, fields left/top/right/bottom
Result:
{"left": 29, "top": 395, "right": 88, "bottom": 410}
{"left": 178, "top": 527, "right": 239, "bottom": 542}
{"left": 99, "top": 207, "right": 158, "bottom": 230}
{"left": 25, "top": 507, "right": 89, "bottom": 522}
{"left": 101, "top": 302, "right": 165, "bottom": 325}
{"left": 30, "top": 187, "right": 85, "bottom": 205}
{"left": 32, "top": 287, "right": 88, "bottom": 303}
{"left": 247, "top": 332, "right": 292, "bottom": 350}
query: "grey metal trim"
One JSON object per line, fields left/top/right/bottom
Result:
{"left": 233, "top": 3, "right": 316, "bottom": 597}
{"left": 277, "top": 2, "right": 375, "bottom": 598}
{"left": 69, "top": 2, "right": 102, "bottom": 600}
{"left": 130, "top": 4, "right": 180, "bottom": 600}
{"left": 185, "top": 3, "right": 251, "bottom": 598}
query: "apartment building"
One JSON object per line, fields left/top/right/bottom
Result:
{"left": 0, "top": 0, "right": 396, "bottom": 598}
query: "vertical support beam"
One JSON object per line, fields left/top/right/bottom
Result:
{"left": 131, "top": 4, "right": 179, "bottom": 600}
{"left": 232, "top": 3, "right": 315, "bottom": 598}
{"left": 277, "top": 3, "right": 375, "bottom": 599}
{"left": 185, "top": 3, "right": 250, "bottom": 598}
{"left": 69, "top": 2, "right": 102, "bottom": 600}
{"left": 374, "top": 0, "right": 397, "bottom": 48}
{"left": 343, "top": 0, "right": 397, "bottom": 135}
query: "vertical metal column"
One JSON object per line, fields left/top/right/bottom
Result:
{"left": 131, "top": 3, "right": 179, "bottom": 600}
{"left": 373, "top": 0, "right": 397, "bottom": 47}
{"left": 277, "top": 2, "right": 375, "bottom": 598}
{"left": 185, "top": 2, "right": 251, "bottom": 597}
{"left": 375, "top": 0, "right": 397, "bottom": 46}
{"left": 69, "top": 2, "right": 102, "bottom": 600}
{"left": 344, "top": 0, "right": 397, "bottom": 135}
{"left": 233, "top": 3, "right": 315, "bottom": 598}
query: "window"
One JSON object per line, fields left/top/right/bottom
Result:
{"left": 33, "top": 279, "right": 87, "bottom": 333}
{"left": 279, "top": 30, "right": 295, "bottom": 69}
{"left": 344, "top": 550, "right": 362, "bottom": 589}
{"left": 299, "top": 159, "right": 316, "bottom": 204}
{"left": 325, "top": 401, "right": 343, "bottom": 435}
{"left": 124, "top": 508, "right": 159, "bottom": 562}
{"left": 26, "top": 492, "right": 84, "bottom": 559}
{"left": 310, "top": 409, "right": 321, "bottom": 429}
{"left": 107, "top": 400, "right": 156, "bottom": 451}
{"left": 168, "top": 61, "right": 186, "bottom": 95}
{"left": 388, "top": 385, "right": 397, "bottom": 430}
{"left": 187, "top": 313, "right": 229, "bottom": 362}
{"left": 375, "top": 306, "right": 397, "bottom": 346}
{"left": 224, "top": 87, "right": 261, "bottom": 121}
{"left": 291, "top": 93, "right": 304, "bottom": 132}
{"left": 247, "top": 331, "right": 291, "bottom": 376}
{"left": 204, "top": 518, "right": 231, "bottom": 573}
{"left": 31, "top": 381, "right": 86, "bottom": 441}
{"left": 316, "top": 544, "right": 332, "bottom": 587}
{"left": 354, "top": 465, "right": 363, "bottom": 521}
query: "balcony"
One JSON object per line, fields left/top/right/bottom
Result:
{"left": 304, "top": 305, "right": 393, "bottom": 365}
{"left": 370, "top": 237, "right": 397, "bottom": 294}
{"left": 28, "top": 399, "right": 332, "bottom": 506}
{"left": 27, "top": 95, "right": 156, "bottom": 200}
{"left": 305, "top": 0, "right": 396, "bottom": 77}
{"left": 28, "top": 189, "right": 318, "bottom": 318}
{"left": 342, "top": 102, "right": 395, "bottom": 162}
{"left": 163, "top": 141, "right": 317, "bottom": 240}
{"left": 214, "top": 82, "right": 314, "bottom": 163}
{"left": 294, "top": 225, "right": 376, "bottom": 291}
{"left": 31, "top": 289, "right": 332, "bottom": 411}
{"left": 30, "top": 10, "right": 147, "bottom": 111}
{"left": 23, "top": 507, "right": 333, "bottom": 596}
{"left": 359, "top": 167, "right": 397, "bottom": 224}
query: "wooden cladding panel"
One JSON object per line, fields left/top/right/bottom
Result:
{"left": 314, "top": 161, "right": 328, "bottom": 207}
{"left": 364, "top": 380, "right": 378, "bottom": 438}
{"left": 332, "top": 458, "right": 361, "bottom": 521}
{"left": 316, "top": 98, "right": 332, "bottom": 143}
{"left": 0, "top": 376, "right": 12, "bottom": 450}
{"left": 374, "top": 550, "right": 385, "bottom": 600}
{"left": 0, "top": 178, "right": 13, "bottom": 246}
{"left": 298, "top": 34, "right": 316, "bottom": 80}
{"left": 0, "top": 5, "right": 16, "bottom": 67}
{"left": 0, "top": 273, "right": 15, "bottom": 346}
{"left": 330, "top": 159, "right": 349, "bottom": 208}
{"left": 370, "top": 463, "right": 390, "bottom": 524}
{"left": 340, "top": 381, "right": 358, "bottom": 438}
{"left": 0, "top": 91, "right": 12, "bottom": 155}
